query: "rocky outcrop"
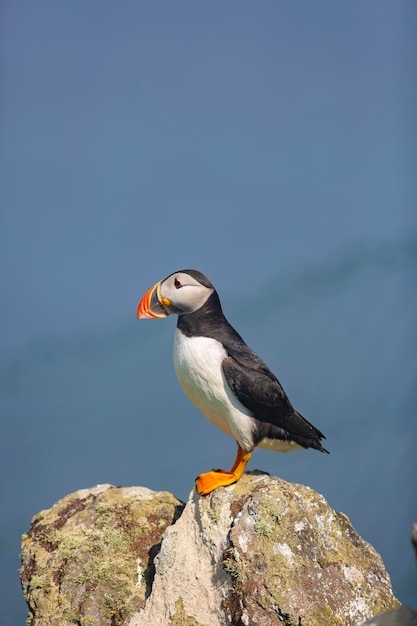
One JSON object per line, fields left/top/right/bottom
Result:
{"left": 20, "top": 484, "right": 183, "bottom": 625}
{"left": 21, "top": 473, "right": 400, "bottom": 626}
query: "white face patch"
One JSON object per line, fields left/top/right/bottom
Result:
{"left": 160, "top": 273, "right": 214, "bottom": 315}
{"left": 172, "top": 330, "right": 256, "bottom": 452}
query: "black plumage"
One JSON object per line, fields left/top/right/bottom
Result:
{"left": 178, "top": 284, "right": 328, "bottom": 454}
{"left": 138, "top": 268, "right": 328, "bottom": 495}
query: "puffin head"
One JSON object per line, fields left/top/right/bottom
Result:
{"left": 137, "top": 269, "right": 215, "bottom": 319}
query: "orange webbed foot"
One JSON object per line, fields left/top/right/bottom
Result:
{"left": 195, "top": 447, "right": 251, "bottom": 496}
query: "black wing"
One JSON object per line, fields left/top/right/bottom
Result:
{"left": 177, "top": 298, "right": 327, "bottom": 450}
{"left": 222, "top": 351, "right": 327, "bottom": 450}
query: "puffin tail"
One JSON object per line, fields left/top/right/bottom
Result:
{"left": 294, "top": 410, "right": 330, "bottom": 454}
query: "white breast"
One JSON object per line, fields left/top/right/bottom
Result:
{"left": 172, "top": 329, "right": 255, "bottom": 452}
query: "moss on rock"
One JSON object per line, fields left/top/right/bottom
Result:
{"left": 20, "top": 484, "right": 183, "bottom": 626}
{"left": 221, "top": 473, "right": 399, "bottom": 625}
{"left": 21, "top": 475, "right": 400, "bottom": 626}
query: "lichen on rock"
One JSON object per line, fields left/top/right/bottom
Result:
{"left": 20, "top": 484, "right": 183, "bottom": 626}
{"left": 129, "top": 473, "right": 399, "bottom": 626}
{"left": 21, "top": 474, "right": 400, "bottom": 626}
{"left": 218, "top": 473, "right": 398, "bottom": 625}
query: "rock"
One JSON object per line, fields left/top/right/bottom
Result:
{"left": 20, "top": 484, "right": 183, "bottom": 626}
{"left": 359, "top": 523, "right": 417, "bottom": 626}
{"left": 361, "top": 606, "right": 417, "bottom": 626}
{"left": 21, "top": 473, "right": 400, "bottom": 626}
{"left": 412, "top": 523, "right": 417, "bottom": 562}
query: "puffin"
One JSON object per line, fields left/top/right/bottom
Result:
{"left": 137, "top": 269, "right": 328, "bottom": 495}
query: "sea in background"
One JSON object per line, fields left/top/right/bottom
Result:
{"left": 1, "top": 235, "right": 416, "bottom": 622}
{"left": 1, "top": 2, "right": 416, "bottom": 622}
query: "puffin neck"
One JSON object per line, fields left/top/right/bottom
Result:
{"left": 177, "top": 291, "right": 225, "bottom": 338}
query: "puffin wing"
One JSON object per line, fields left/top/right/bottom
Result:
{"left": 222, "top": 353, "right": 326, "bottom": 442}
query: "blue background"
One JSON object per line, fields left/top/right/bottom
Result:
{"left": 1, "top": 2, "right": 416, "bottom": 622}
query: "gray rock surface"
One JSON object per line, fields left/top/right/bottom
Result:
{"left": 359, "top": 522, "right": 417, "bottom": 626}
{"left": 412, "top": 523, "right": 417, "bottom": 561}
{"left": 362, "top": 606, "right": 417, "bottom": 626}
{"left": 21, "top": 473, "right": 400, "bottom": 626}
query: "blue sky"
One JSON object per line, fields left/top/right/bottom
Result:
{"left": 1, "top": 1, "right": 415, "bottom": 354}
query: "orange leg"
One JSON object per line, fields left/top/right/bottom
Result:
{"left": 195, "top": 445, "right": 251, "bottom": 496}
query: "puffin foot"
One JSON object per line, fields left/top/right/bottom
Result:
{"left": 195, "top": 447, "right": 251, "bottom": 496}
{"left": 195, "top": 470, "right": 242, "bottom": 495}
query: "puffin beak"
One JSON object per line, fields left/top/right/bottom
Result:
{"left": 137, "top": 282, "right": 170, "bottom": 319}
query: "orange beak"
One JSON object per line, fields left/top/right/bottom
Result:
{"left": 137, "top": 282, "right": 169, "bottom": 319}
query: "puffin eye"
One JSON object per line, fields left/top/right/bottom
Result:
{"left": 174, "top": 277, "right": 183, "bottom": 289}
